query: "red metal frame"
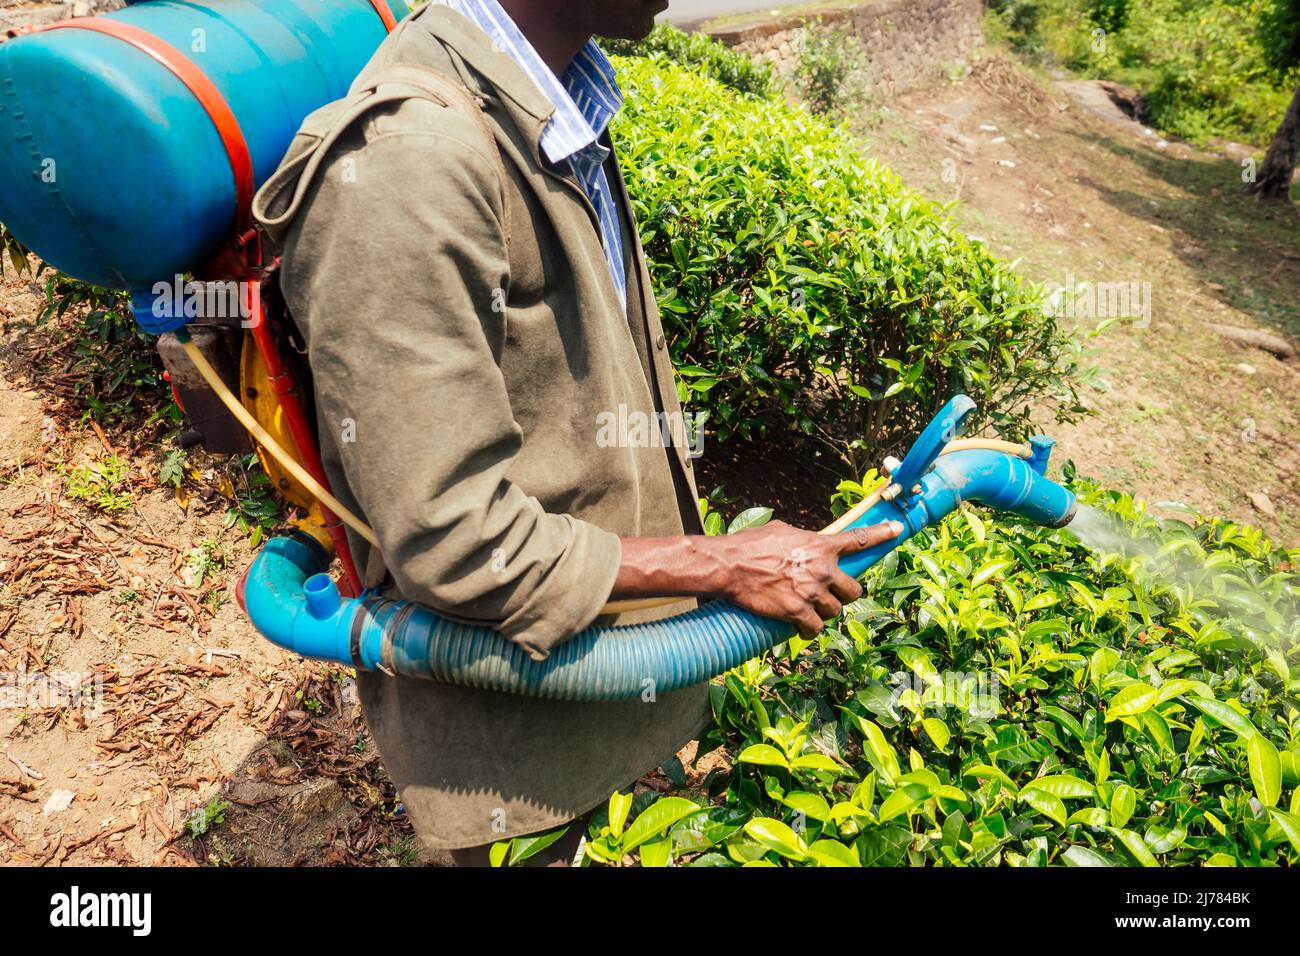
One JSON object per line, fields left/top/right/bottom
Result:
{"left": 365, "top": 0, "right": 399, "bottom": 32}
{"left": 239, "top": 234, "right": 363, "bottom": 597}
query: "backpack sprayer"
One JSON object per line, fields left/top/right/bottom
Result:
{"left": 0, "top": 0, "right": 1078, "bottom": 701}
{"left": 0, "top": 0, "right": 408, "bottom": 595}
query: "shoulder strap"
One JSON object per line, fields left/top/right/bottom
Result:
{"left": 253, "top": 62, "right": 511, "bottom": 245}
{"left": 253, "top": 63, "right": 514, "bottom": 592}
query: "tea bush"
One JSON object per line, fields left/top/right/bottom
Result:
{"left": 602, "top": 23, "right": 777, "bottom": 98}
{"left": 614, "top": 57, "right": 1082, "bottom": 472}
{"left": 793, "top": 17, "right": 870, "bottom": 116}
{"left": 568, "top": 478, "right": 1300, "bottom": 866}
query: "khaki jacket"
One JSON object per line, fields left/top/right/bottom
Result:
{"left": 254, "top": 5, "right": 709, "bottom": 847}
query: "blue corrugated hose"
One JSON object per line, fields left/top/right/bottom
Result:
{"left": 241, "top": 412, "right": 1076, "bottom": 700}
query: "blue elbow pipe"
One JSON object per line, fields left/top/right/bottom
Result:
{"left": 240, "top": 398, "right": 1077, "bottom": 700}
{"left": 834, "top": 444, "right": 1075, "bottom": 580}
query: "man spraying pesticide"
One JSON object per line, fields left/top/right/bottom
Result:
{"left": 253, "top": 0, "right": 904, "bottom": 865}
{"left": 0, "top": 0, "right": 1077, "bottom": 867}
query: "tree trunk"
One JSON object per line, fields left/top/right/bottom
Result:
{"left": 1247, "top": 84, "right": 1300, "bottom": 200}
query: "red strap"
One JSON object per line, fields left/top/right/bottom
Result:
{"left": 367, "top": 0, "right": 398, "bottom": 32}
{"left": 17, "top": 3, "right": 396, "bottom": 224}
{"left": 34, "top": 18, "right": 256, "bottom": 230}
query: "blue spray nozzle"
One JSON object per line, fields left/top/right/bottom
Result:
{"left": 889, "top": 394, "right": 977, "bottom": 493}
{"left": 303, "top": 573, "right": 341, "bottom": 621}
{"left": 1028, "top": 436, "right": 1056, "bottom": 476}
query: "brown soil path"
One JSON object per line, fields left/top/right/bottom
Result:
{"left": 851, "top": 56, "right": 1300, "bottom": 543}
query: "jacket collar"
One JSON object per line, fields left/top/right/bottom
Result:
{"left": 412, "top": 5, "right": 555, "bottom": 127}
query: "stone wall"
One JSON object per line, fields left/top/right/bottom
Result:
{"left": 1, "top": 0, "right": 123, "bottom": 33}
{"left": 2, "top": 0, "right": 982, "bottom": 98}
{"left": 707, "top": 0, "right": 984, "bottom": 98}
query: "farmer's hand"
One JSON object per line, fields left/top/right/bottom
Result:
{"left": 612, "top": 520, "right": 903, "bottom": 637}
{"left": 712, "top": 520, "right": 903, "bottom": 636}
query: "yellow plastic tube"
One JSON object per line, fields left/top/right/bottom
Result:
{"left": 176, "top": 333, "right": 380, "bottom": 549}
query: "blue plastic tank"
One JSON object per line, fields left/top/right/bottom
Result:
{"left": 0, "top": 0, "right": 406, "bottom": 313}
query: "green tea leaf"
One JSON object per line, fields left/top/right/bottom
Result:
{"left": 1040, "top": 705, "right": 1086, "bottom": 742}
{"left": 1105, "top": 683, "right": 1160, "bottom": 721}
{"left": 508, "top": 826, "right": 570, "bottom": 866}
{"left": 806, "top": 838, "right": 861, "bottom": 867}
{"left": 727, "top": 507, "right": 773, "bottom": 533}
{"left": 743, "top": 817, "right": 807, "bottom": 860}
{"left": 972, "top": 559, "right": 1013, "bottom": 587}
{"left": 1110, "top": 784, "right": 1137, "bottom": 829}
{"left": 1024, "top": 592, "right": 1059, "bottom": 612}
{"left": 879, "top": 783, "right": 930, "bottom": 821}
{"left": 1182, "top": 696, "right": 1259, "bottom": 739}
{"left": 1113, "top": 828, "right": 1159, "bottom": 867}
{"left": 964, "top": 763, "right": 1019, "bottom": 794}
{"left": 1025, "top": 774, "right": 1096, "bottom": 800}
{"left": 897, "top": 646, "right": 938, "bottom": 681}
{"left": 1153, "top": 678, "right": 1200, "bottom": 704}
{"left": 622, "top": 798, "right": 701, "bottom": 852}
{"left": 782, "top": 790, "right": 832, "bottom": 823}
{"left": 608, "top": 791, "right": 634, "bottom": 838}
{"left": 737, "top": 744, "right": 788, "bottom": 769}
{"left": 638, "top": 837, "right": 672, "bottom": 867}
{"left": 790, "top": 752, "right": 844, "bottom": 774}
{"left": 922, "top": 717, "right": 951, "bottom": 752}
{"left": 1062, "top": 844, "right": 1117, "bottom": 866}
{"left": 1247, "top": 734, "right": 1282, "bottom": 808}
{"left": 1268, "top": 807, "right": 1300, "bottom": 855}
{"left": 1137, "top": 710, "right": 1175, "bottom": 756}
{"left": 1067, "top": 807, "right": 1109, "bottom": 828}
{"left": 854, "top": 716, "right": 901, "bottom": 784}
{"left": 1018, "top": 787, "right": 1068, "bottom": 827}
{"left": 1143, "top": 822, "right": 1187, "bottom": 854}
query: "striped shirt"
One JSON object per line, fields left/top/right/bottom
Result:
{"left": 431, "top": 0, "right": 627, "bottom": 309}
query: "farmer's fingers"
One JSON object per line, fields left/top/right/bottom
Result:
{"left": 812, "top": 593, "right": 843, "bottom": 621}
{"left": 833, "top": 521, "right": 903, "bottom": 555}
{"left": 794, "top": 608, "right": 824, "bottom": 638}
{"left": 829, "top": 571, "right": 863, "bottom": 604}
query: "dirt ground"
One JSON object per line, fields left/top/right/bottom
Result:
{"left": 850, "top": 56, "right": 1300, "bottom": 543}
{"left": 0, "top": 275, "right": 712, "bottom": 867}
{"left": 0, "top": 310, "right": 427, "bottom": 864}
{"left": 1, "top": 49, "right": 1297, "bottom": 868}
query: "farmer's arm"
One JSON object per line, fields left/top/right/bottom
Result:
{"left": 611, "top": 522, "right": 900, "bottom": 638}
